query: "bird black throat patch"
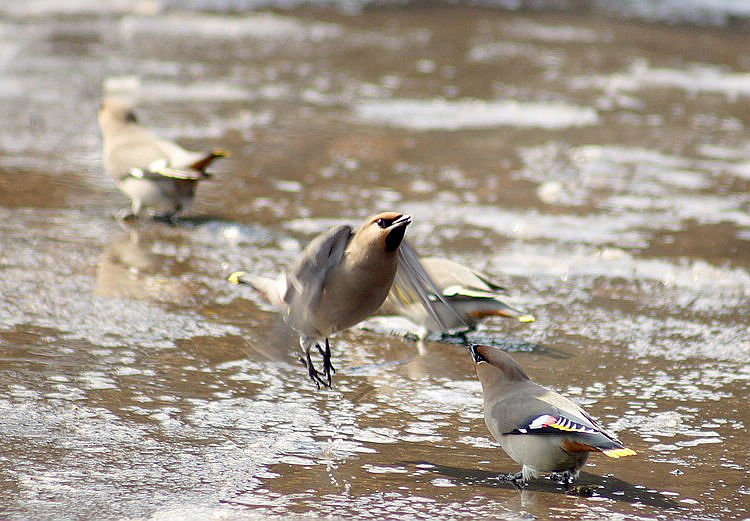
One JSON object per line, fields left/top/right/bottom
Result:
{"left": 385, "top": 226, "right": 407, "bottom": 251}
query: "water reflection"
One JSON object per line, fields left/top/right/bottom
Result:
{"left": 95, "top": 229, "right": 192, "bottom": 302}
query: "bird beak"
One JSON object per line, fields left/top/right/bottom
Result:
{"left": 389, "top": 214, "right": 412, "bottom": 229}
{"left": 469, "top": 343, "right": 487, "bottom": 364}
{"left": 384, "top": 214, "right": 412, "bottom": 251}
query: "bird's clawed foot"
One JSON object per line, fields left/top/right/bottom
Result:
{"left": 498, "top": 472, "right": 526, "bottom": 489}
{"left": 318, "top": 338, "right": 336, "bottom": 385}
{"left": 301, "top": 339, "right": 336, "bottom": 390}
{"left": 116, "top": 207, "right": 138, "bottom": 222}
{"left": 550, "top": 472, "right": 577, "bottom": 491}
{"left": 155, "top": 209, "right": 181, "bottom": 226}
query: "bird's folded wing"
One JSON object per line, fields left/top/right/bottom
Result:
{"left": 506, "top": 413, "right": 602, "bottom": 435}
{"left": 393, "top": 241, "right": 469, "bottom": 334}
{"left": 504, "top": 410, "right": 635, "bottom": 455}
{"left": 470, "top": 269, "right": 508, "bottom": 293}
{"left": 441, "top": 286, "right": 504, "bottom": 299}
{"left": 492, "top": 394, "right": 599, "bottom": 437}
{"left": 284, "top": 225, "right": 353, "bottom": 309}
{"left": 422, "top": 257, "right": 508, "bottom": 294}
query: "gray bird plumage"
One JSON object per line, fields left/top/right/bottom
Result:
{"left": 98, "top": 96, "right": 226, "bottom": 220}
{"left": 471, "top": 344, "right": 636, "bottom": 488}
{"left": 230, "top": 212, "right": 452, "bottom": 389}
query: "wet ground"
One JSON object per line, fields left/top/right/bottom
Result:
{"left": 1, "top": 2, "right": 749, "bottom": 520}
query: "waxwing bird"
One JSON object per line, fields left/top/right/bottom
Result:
{"left": 470, "top": 344, "right": 636, "bottom": 488}
{"left": 229, "top": 212, "right": 451, "bottom": 389}
{"left": 378, "top": 257, "right": 534, "bottom": 339}
{"left": 98, "top": 96, "right": 226, "bottom": 221}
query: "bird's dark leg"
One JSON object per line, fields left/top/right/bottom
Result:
{"left": 561, "top": 471, "right": 576, "bottom": 491}
{"left": 323, "top": 338, "right": 335, "bottom": 384}
{"left": 299, "top": 339, "right": 332, "bottom": 390}
{"left": 314, "top": 338, "right": 335, "bottom": 388}
{"left": 550, "top": 471, "right": 578, "bottom": 491}
{"left": 159, "top": 205, "right": 181, "bottom": 226}
{"left": 302, "top": 348, "right": 328, "bottom": 390}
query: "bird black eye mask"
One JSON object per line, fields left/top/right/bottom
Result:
{"left": 376, "top": 217, "right": 395, "bottom": 228}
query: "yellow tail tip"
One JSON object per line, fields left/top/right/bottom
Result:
{"left": 228, "top": 271, "right": 247, "bottom": 284}
{"left": 602, "top": 448, "right": 637, "bottom": 458}
{"left": 518, "top": 314, "right": 535, "bottom": 323}
{"left": 212, "top": 149, "right": 230, "bottom": 158}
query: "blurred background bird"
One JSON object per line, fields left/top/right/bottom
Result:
{"left": 378, "top": 256, "right": 534, "bottom": 339}
{"left": 98, "top": 96, "right": 226, "bottom": 221}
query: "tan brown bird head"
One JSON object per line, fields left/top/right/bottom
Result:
{"left": 352, "top": 212, "right": 413, "bottom": 257}
{"left": 470, "top": 344, "right": 530, "bottom": 385}
{"left": 99, "top": 96, "right": 138, "bottom": 128}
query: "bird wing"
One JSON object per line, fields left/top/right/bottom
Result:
{"left": 105, "top": 126, "right": 167, "bottom": 180}
{"left": 506, "top": 411, "right": 602, "bottom": 436}
{"left": 155, "top": 138, "right": 223, "bottom": 172}
{"left": 442, "top": 286, "right": 504, "bottom": 299}
{"left": 470, "top": 269, "right": 508, "bottom": 293}
{"left": 127, "top": 158, "right": 209, "bottom": 181}
{"left": 422, "top": 257, "right": 508, "bottom": 294}
{"left": 496, "top": 391, "right": 635, "bottom": 456}
{"left": 284, "top": 225, "right": 353, "bottom": 313}
{"left": 391, "top": 241, "right": 470, "bottom": 334}
{"left": 106, "top": 125, "right": 209, "bottom": 181}
{"left": 496, "top": 387, "right": 600, "bottom": 434}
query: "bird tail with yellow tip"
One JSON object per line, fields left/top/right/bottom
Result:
{"left": 228, "top": 271, "right": 285, "bottom": 309}
{"left": 191, "top": 149, "right": 230, "bottom": 173}
{"left": 601, "top": 447, "right": 638, "bottom": 458}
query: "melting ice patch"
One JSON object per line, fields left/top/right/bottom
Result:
{"left": 482, "top": 241, "right": 750, "bottom": 297}
{"left": 571, "top": 60, "right": 750, "bottom": 99}
{"left": 517, "top": 143, "right": 750, "bottom": 233}
{"left": 519, "top": 143, "right": 712, "bottom": 205}
{"left": 599, "top": 0, "right": 750, "bottom": 27}
{"left": 284, "top": 217, "right": 353, "bottom": 235}
{"left": 695, "top": 143, "right": 750, "bottom": 181}
{"left": 353, "top": 98, "right": 600, "bottom": 130}
{"left": 407, "top": 201, "right": 653, "bottom": 246}
{"left": 134, "top": 81, "right": 251, "bottom": 103}
{"left": 500, "top": 20, "right": 604, "bottom": 43}
{"left": 467, "top": 42, "right": 563, "bottom": 69}
{"left": 0, "top": 0, "right": 160, "bottom": 16}
{"left": 118, "top": 12, "right": 343, "bottom": 42}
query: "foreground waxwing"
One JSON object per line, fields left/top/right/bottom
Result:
{"left": 98, "top": 96, "right": 227, "bottom": 220}
{"left": 378, "top": 257, "right": 534, "bottom": 339}
{"left": 471, "top": 344, "right": 636, "bottom": 488}
{"left": 229, "top": 213, "right": 450, "bottom": 389}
